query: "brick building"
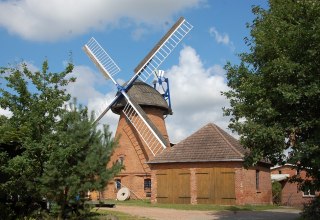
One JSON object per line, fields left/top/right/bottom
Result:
{"left": 271, "top": 164, "right": 319, "bottom": 207}
{"left": 149, "top": 123, "right": 272, "bottom": 205}
{"left": 96, "top": 81, "right": 171, "bottom": 200}
{"left": 91, "top": 81, "right": 272, "bottom": 205}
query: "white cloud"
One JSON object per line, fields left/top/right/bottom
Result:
{"left": 0, "top": 0, "right": 203, "bottom": 42}
{"left": 65, "top": 65, "right": 120, "bottom": 136}
{"left": 209, "top": 27, "right": 234, "bottom": 50}
{"left": 0, "top": 108, "right": 12, "bottom": 118}
{"left": 67, "top": 65, "right": 106, "bottom": 104}
{"left": 131, "top": 27, "right": 149, "bottom": 41}
{"left": 164, "top": 46, "right": 233, "bottom": 142}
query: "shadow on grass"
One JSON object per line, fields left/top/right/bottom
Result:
{"left": 225, "top": 205, "right": 252, "bottom": 212}
{"left": 212, "top": 210, "right": 301, "bottom": 220}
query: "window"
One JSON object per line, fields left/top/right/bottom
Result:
{"left": 115, "top": 179, "right": 121, "bottom": 190}
{"left": 256, "top": 170, "right": 260, "bottom": 190}
{"left": 144, "top": 179, "right": 151, "bottom": 197}
{"left": 144, "top": 179, "right": 151, "bottom": 190}
{"left": 118, "top": 156, "right": 124, "bottom": 165}
{"left": 303, "top": 186, "right": 315, "bottom": 197}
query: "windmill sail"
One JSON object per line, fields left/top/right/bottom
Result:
{"left": 122, "top": 93, "right": 168, "bottom": 155}
{"left": 133, "top": 17, "right": 193, "bottom": 82}
{"left": 83, "top": 37, "right": 120, "bottom": 84}
{"left": 93, "top": 93, "right": 122, "bottom": 124}
{"left": 83, "top": 37, "right": 123, "bottom": 122}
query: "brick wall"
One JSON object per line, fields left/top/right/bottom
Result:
{"left": 271, "top": 165, "right": 319, "bottom": 207}
{"left": 235, "top": 164, "right": 272, "bottom": 205}
{"left": 150, "top": 161, "right": 272, "bottom": 205}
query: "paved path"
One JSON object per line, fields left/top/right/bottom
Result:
{"left": 108, "top": 205, "right": 301, "bottom": 220}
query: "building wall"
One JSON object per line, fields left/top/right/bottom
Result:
{"left": 150, "top": 161, "right": 272, "bottom": 205}
{"left": 99, "top": 107, "right": 169, "bottom": 200}
{"left": 235, "top": 164, "right": 272, "bottom": 205}
{"left": 271, "top": 165, "right": 319, "bottom": 207}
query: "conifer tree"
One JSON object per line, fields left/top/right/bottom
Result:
{"left": 40, "top": 100, "right": 122, "bottom": 218}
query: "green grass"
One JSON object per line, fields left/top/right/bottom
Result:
{"left": 89, "top": 200, "right": 288, "bottom": 219}
{"left": 95, "top": 199, "right": 280, "bottom": 212}
{"left": 91, "top": 208, "right": 152, "bottom": 220}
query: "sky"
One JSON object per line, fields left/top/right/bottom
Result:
{"left": 0, "top": 0, "right": 269, "bottom": 143}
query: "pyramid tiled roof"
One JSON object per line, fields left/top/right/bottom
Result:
{"left": 149, "top": 123, "right": 248, "bottom": 163}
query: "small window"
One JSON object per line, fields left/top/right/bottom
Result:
{"left": 118, "top": 156, "right": 124, "bottom": 165}
{"left": 278, "top": 170, "right": 282, "bottom": 174}
{"left": 256, "top": 170, "right": 260, "bottom": 190}
{"left": 115, "top": 179, "right": 121, "bottom": 190}
{"left": 303, "top": 186, "right": 315, "bottom": 197}
{"left": 144, "top": 179, "right": 151, "bottom": 190}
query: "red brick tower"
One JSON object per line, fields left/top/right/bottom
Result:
{"left": 102, "top": 80, "right": 171, "bottom": 199}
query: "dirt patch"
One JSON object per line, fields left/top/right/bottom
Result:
{"left": 104, "top": 205, "right": 301, "bottom": 220}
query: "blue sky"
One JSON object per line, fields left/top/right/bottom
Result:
{"left": 0, "top": 0, "right": 268, "bottom": 142}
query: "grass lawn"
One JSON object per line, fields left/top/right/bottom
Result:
{"left": 121, "top": 199, "right": 279, "bottom": 211}
{"left": 90, "top": 208, "right": 152, "bottom": 220}
{"left": 91, "top": 199, "right": 280, "bottom": 212}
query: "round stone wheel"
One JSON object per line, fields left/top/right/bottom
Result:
{"left": 116, "top": 187, "right": 130, "bottom": 201}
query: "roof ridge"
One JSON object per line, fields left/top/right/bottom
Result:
{"left": 210, "top": 123, "right": 244, "bottom": 158}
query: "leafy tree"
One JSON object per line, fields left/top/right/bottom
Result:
{"left": 0, "top": 61, "right": 75, "bottom": 218}
{"left": 223, "top": 0, "right": 320, "bottom": 195}
{"left": 0, "top": 61, "right": 121, "bottom": 219}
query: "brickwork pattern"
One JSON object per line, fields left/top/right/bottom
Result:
{"left": 150, "top": 162, "right": 272, "bottom": 205}
{"left": 271, "top": 165, "right": 320, "bottom": 207}
{"left": 103, "top": 107, "right": 169, "bottom": 200}
{"left": 235, "top": 165, "right": 272, "bottom": 205}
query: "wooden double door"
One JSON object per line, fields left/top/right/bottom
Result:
{"left": 156, "top": 167, "right": 236, "bottom": 204}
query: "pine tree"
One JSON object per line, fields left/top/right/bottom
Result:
{"left": 40, "top": 100, "right": 122, "bottom": 218}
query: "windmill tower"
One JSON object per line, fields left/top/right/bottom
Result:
{"left": 83, "top": 17, "right": 192, "bottom": 199}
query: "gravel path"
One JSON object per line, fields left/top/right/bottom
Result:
{"left": 108, "top": 205, "right": 301, "bottom": 220}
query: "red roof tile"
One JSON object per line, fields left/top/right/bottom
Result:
{"left": 149, "top": 123, "right": 247, "bottom": 163}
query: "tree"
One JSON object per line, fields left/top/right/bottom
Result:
{"left": 0, "top": 61, "right": 121, "bottom": 219}
{"left": 0, "top": 61, "right": 75, "bottom": 218}
{"left": 40, "top": 100, "right": 122, "bottom": 219}
{"left": 223, "top": 0, "right": 320, "bottom": 194}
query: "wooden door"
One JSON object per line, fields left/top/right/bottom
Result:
{"left": 156, "top": 169, "right": 190, "bottom": 204}
{"left": 196, "top": 167, "right": 236, "bottom": 205}
{"left": 156, "top": 171, "right": 169, "bottom": 203}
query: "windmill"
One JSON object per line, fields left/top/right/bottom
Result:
{"left": 83, "top": 17, "right": 192, "bottom": 157}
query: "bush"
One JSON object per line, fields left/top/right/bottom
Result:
{"left": 272, "top": 181, "right": 282, "bottom": 205}
{"left": 301, "top": 196, "right": 320, "bottom": 220}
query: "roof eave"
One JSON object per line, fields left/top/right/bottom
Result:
{"left": 148, "top": 158, "right": 244, "bottom": 164}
